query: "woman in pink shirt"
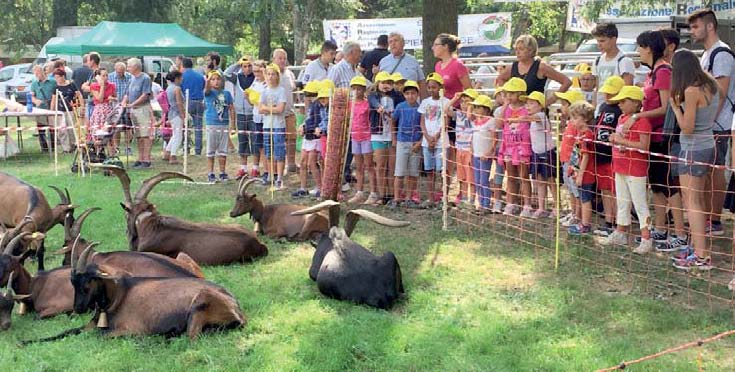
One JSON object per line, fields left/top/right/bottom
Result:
{"left": 432, "top": 33, "right": 472, "bottom": 183}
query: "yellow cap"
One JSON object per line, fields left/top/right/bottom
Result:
{"left": 520, "top": 91, "right": 546, "bottom": 108}
{"left": 426, "top": 72, "right": 444, "bottom": 86}
{"left": 470, "top": 95, "right": 494, "bottom": 109}
{"left": 266, "top": 63, "right": 281, "bottom": 74}
{"left": 317, "top": 88, "right": 331, "bottom": 99}
{"left": 350, "top": 76, "right": 367, "bottom": 87}
{"left": 461, "top": 88, "right": 479, "bottom": 100}
{"left": 238, "top": 56, "right": 252, "bottom": 65}
{"left": 390, "top": 72, "right": 405, "bottom": 82}
{"left": 502, "top": 77, "right": 527, "bottom": 93}
{"left": 599, "top": 75, "right": 626, "bottom": 95}
{"left": 610, "top": 85, "right": 644, "bottom": 102}
{"left": 207, "top": 70, "right": 222, "bottom": 78}
{"left": 245, "top": 88, "right": 261, "bottom": 104}
{"left": 319, "top": 79, "right": 335, "bottom": 92}
{"left": 493, "top": 87, "right": 504, "bottom": 97}
{"left": 303, "top": 81, "right": 321, "bottom": 94}
{"left": 554, "top": 90, "right": 586, "bottom": 104}
{"left": 575, "top": 63, "right": 592, "bottom": 75}
{"left": 402, "top": 80, "right": 419, "bottom": 92}
{"left": 374, "top": 71, "right": 393, "bottom": 83}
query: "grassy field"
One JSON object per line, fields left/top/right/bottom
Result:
{"left": 2, "top": 129, "right": 735, "bottom": 371}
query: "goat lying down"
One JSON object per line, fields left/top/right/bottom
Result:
{"left": 292, "top": 201, "right": 409, "bottom": 310}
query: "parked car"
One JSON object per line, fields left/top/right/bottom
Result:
{"left": 0, "top": 63, "right": 33, "bottom": 103}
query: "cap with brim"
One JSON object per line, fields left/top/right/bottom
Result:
{"left": 610, "top": 85, "right": 644, "bottom": 102}
{"left": 461, "top": 88, "right": 479, "bottom": 100}
{"left": 390, "top": 72, "right": 405, "bottom": 82}
{"left": 207, "top": 70, "right": 222, "bottom": 78}
{"left": 402, "top": 80, "right": 419, "bottom": 92}
{"left": 426, "top": 72, "right": 444, "bottom": 86}
{"left": 493, "top": 87, "right": 504, "bottom": 96}
{"left": 317, "top": 88, "right": 331, "bottom": 99}
{"left": 598, "top": 75, "right": 625, "bottom": 95}
{"left": 554, "top": 90, "right": 586, "bottom": 104}
{"left": 239, "top": 57, "right": 252, "bottom": 65}
{"left": 302, "top": 80, "right": 321, "bottom": 94}
{"left": 374, "top": 71, "right": 393, "bottom": 83}
{"left": 502, "top": 77, "right": 527, "bottom": 93}
{"left": 520, "top": 91, "right": 546, "bottom": 108}
{"left": 350, "top": 76, "right": 367, "bottom": 87}
{"left": 319, "top": 79, "right": 335, "bottom": 92}
{"left": 266, "top": 63, "right": 281, "bottom": 74}
{"left": 470, "top": 95, "right": 494, "bottom": 109}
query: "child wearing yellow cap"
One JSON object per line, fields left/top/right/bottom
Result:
{"left": 392, "top": 81, "right": 423, "bottom": 208}
{"left": 556, "top": 89, "right": 586, "bottom": 228}
{"left": 292, "top": 81, "right": 324, "bottom": 198}
{"left": 258, "top": 63, "right": 288, "bottom": 190}
{"left": 522, "top": 91, "right": 558, "bottom": 219}
{"left": 565, "top": 101, "right": 597, "bottom": 236}
{"left": 347, "top": 76, "right": 378, "bottom": 205}
{"left": 368, "top": 71, "right": 399, "bottom": 205}
{"left": 445, "top": 88, "right": 479, "bottom": 206}
{"left": 419, "top": 72, "right": 451, "bottom": 206}
{"left": 469, "top": 95, "right": 496, "bottom": 213}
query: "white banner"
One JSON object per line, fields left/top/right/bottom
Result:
{"left": 323, "top": 13, "right": 512, "bottom": 50}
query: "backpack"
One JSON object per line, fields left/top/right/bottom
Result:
{"left": 706, "top": 46, "right": 735, "bottom": 114}
{"left": 594, "top": 55, "right": 626, "bottom": 76}
{"left": 156, "top": 90, "right": 172, "bottom": 139}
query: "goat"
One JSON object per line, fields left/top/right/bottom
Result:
{"left": 230, "top": 178, "right": 331, "bottom": 241}
{"left": 0, "top": 171, "right": 77, "bottom": 270}
{"left": 291, "top": 201, "right": 409, "bottom": 309}
{"left": 99, "top": 165, "right": 268, "bottom": 265}
{"left": 0, "top": 272, "right": 22, "bottom": 331}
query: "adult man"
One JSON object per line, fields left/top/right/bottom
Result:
{"left": 272, "top": 48, "right": 298, "bottom": 172}
{"left": 591, "top": 23, "right": 635, "bottom": 94}
{"left": 123, "top": 58, "right": 154, "bottom": 169}
{"left": 378, "top": 32, "right": 425, "bottom": 92}
{"left": 72, "top": 54, "right": 92, "bottom": 91}
{"left": 109, "top": 61, "right": 133, "bottom": 154}
{"left": 80, "top": 52, "right": 101, "bottom": 123}
{"left": 205, "top": 51, "right": 223, "bottom": 74}
{"left": 689, "top": 9, "right": 735, "bottom": 236}
{"left": 224, "top": 56, "right": 258, "bottom": 179}
{"left": 302, "top": 41, "right": 337, "bottom": 83}
{"left": 360, "top": 35, "right": 389, "bottom": 81}
{"left": 180, "top": 57, "right": 206, "bottom": 155}
{"left": 29, "top": 65, "right": 56, "bottom": 152}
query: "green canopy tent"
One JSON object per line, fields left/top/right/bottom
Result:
{"left": 46, "top": 21, "right": 233, "bottom": 56}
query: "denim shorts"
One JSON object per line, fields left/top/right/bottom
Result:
{"left": 422, "top": 146, "right": 443, "bottom": 172}
{"left": 676, "top": 147, "right": 714, "bottom": 177}
{"left": 263, "top": 127, "right": 286, "bottom": 161}
{"left": 236, "top": 114, "right": 262, "bottom": 155}
{"left": 578, "top": 183, "right": 595, "bottom": 203}
{"left": 531, "top": 149, "right": 557, "bottom": 179}
{"left": 562, "top": 162, "right": 579, "bottom": 198}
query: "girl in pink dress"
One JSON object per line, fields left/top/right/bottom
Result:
{"left": 498, "top": 78, "right": 532, "bottom": 217}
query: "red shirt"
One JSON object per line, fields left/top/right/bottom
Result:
{"left": 559, "top": 121, "right": 577, "bottom": 163}
{"left": 642, "top": 63, "right": 670, "bottom": 143}
{"left": 90, "top": 82, "right": 116, "bottom": 104}
{"left": 612, "top": 115, "right": 651, "bottom": 177}
{"left": 572, "top": 129, "right": 596, "bottom": 185}
{"left": 434, "top": 58, "right": 469, "bottom": 107}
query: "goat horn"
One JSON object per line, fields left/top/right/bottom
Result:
{"left": 6, "top": 271, "right": 14, "bottom": 296}
{"left": 3, "top": 232, "right": 30, "bottom": 256}
{"left": 70, "top": 234, "right": 81, "bottom": 271}
{"left": 344, "top": 209, "right": 410, "bottom": 238}
{"left": 238, "top": 178, "right": 259, "bottom": 196}
{"left": 290, "top": 200, "right": 340, "bottom": 216}
{"left": 71, "top": 208, "right": 101, "bottom": 239}
{"left": 95, "top": 165, "right": 133, "bottom": 206}
{"left": 135, "top": 172, "right": 193, "bottom": 202}
{"left": 49, "top": 185, "right": 70, "bottom": 205}
{"left": 65, "top": 188, "right": 71, "bottom": 205}
{"left": 76, "top": 242, "right": 96, "bottom": 273}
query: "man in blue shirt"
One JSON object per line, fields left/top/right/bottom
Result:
{"left": 30, "top": 65, "right": 57, "bottom": 152}
{"left": 180, "top": 57, "right": 206, "bottom": 155}
{"left": 123, "top": 58, "right": 153, "bottom": 168}
{"left": 379, "top": 33, "right": 426, "bottom": 96}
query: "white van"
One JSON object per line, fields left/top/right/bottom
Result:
{"left": 0, "top": 63, "right": 32, "bottom": 100}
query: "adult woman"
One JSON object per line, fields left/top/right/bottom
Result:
{"left": 630, "top": 30, "right": 685, "bottom": 251}
{"left": 496, "top": 35, "right": 571, "bottom": 100}
{"left": 669, "top": 49, "right": 718, "bottom": 271}
{"left": 88, "top": 68, "right": 116, "bottom": 155}
{"left": 432, "top": 33, "right": 471, "bottom": 182}
{"left": 50, "top": 68, "right": 83, "bottom": 152}
{"left": 163, "top": 70, "right": 185, "bottom": 164}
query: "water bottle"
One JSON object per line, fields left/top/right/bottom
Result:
{"left": 26, "top": 92, "right": 32, "bottom": 112}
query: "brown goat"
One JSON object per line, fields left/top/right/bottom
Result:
{"left": 230, "top": 178, "right": 330, "bottom": 241}
{"left": 100, "top": 166, "right": 268, "bottom": 265}
{"left": 0, "top": 171, "right": 76, "bottom": 271}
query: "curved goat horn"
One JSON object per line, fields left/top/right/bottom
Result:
{"left": 96, "top": 165, "right": 133, "bottom": 206}
{"left": 344, "top": 209, "right": 410, "bottom": 238}
{"left": 238, "top": 178, "right": 259, "bottom": 196}
{"left": 76, "top": 243, "right": 97, "bottom": 273}
{"left": 48, "top": 185, "right": 70, "bottom": 205}
{"left": 71, "top": 208, "right": 101, "bottom": 240}
{"left": 3, "top": 232, "right": 30, "bottom": 256}
{"left": 6, "top": 271, "right": 14, "bottom": 296}
{"left": 291, "top": 200, "right": 341, "bottom": 227}
{"left": 70, "top": 234, "right": 81, "bottom": 271}
{"left": 135, "top": 172, "right": 193, "bottom": 202}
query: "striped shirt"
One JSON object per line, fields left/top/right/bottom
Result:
{"left": 109, "top": 72, "right": 132, "bottom": 102}
{"left": 327, "top": 60, "right": 359, "bottom": 88}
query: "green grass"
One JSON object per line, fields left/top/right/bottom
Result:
{"left": 2, "top": 127, "right": 735, "bottom": 371}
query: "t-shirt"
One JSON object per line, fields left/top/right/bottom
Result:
{"left": 642, "top": 63, "right": 671, "bottom": 143}
{"left": 370, "top": 93, "right": 395, "bottom": 142}
{"left": 530, "top": 112, "right": 555, "bottom": 154}
{"left": 700, "top": 40, "right": 735, "bottom": 132}
{"left": 30, "top": 79, "right": 56, "bottom": 109}
{"left": 56, "top": 83, "right": 79, "bottom": 112}
{"left": 302, "top": 59, "right": 331, "bottom": 83}
{"left": 570, "top": 128, "right": 595, "bottom": 185}
{"left": 393, "top": 101, "right": 421, "bottom": 143}
{"left": 350, "top": 100, "right": 370, "bottom": 142}
{"left": 594, "top": 102, "right": 621, "bottom": 164}
{"left": 472, "top": 117, "right": 495, "bottom": 158}
{"left": 592, "top": 50, "right": 635, "bottom": 105}
{"left": 250, "top": 80, "right": 267, "bottom": 123}
{"left": 379, "top": 52, "right": 424, "bottom": 82}
{"left": 612, "top": 115, "right": 651, "bottom": 177}
{"left": 434, "top": 58, "right": 469, "bottom": 106}
{"left": 89, "top": 82, "right": 116, "bottom": 104}
{"left": 204, "top": 89, "right": 233, "bottom": 126}
{"left": 455, "top": 111, "right": 473, "bottom": 151}
{"left": 259, "top": 86, "right": 287, "bottom": 129}
{"left": 418, "top": 96, "right": 450, "bottom": 147}
{"left": 559, "top": 122, "right": 577, "bottom": 163}
{"left": 181, "top": 68, "right": 206, "bottom": 101}
{"left": 127, "top": 73, "right": 152, "bottom": 106}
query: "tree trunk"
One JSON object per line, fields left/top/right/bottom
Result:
{"left": 52, "top": 0, "right": 79, "bottom": 31}
{"left": 422, "top": 0, "right": 458, "bottom": 76}
{"left": 558, "top": 2, "right": 569, "bottom": 52}
{"left": 258, "top": 4, "right": 272, "bottom": 60}
{"left": 293, "top": 0, "right": 315, "bottom": 64}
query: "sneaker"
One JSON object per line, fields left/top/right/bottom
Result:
{"left": 548, "top": 209, "right": 557, "bottom": 219}
{"left": 519, "top": 206, "right": 534, "bottom": 218}
{"left": 341, "top": 183, "right": 351, "bottom": 192}
{"left": 433, "top": 192, "right": 444, "bottom": 203}
{"left": 219, "top": 173, "right": 229, "bottom": 182}
{"left": 707, "top": 222, "right": 725, "bottom": 236}
{"left": 503, "top": 204, "right": 518, "bottom": 216}
{"left": 453, "top": 195, "right": 463, "bottom": 206}
{"left": 593, "top": 226, "right": 614, "bottom": 237}
{"left": 125, "top": 147, "right": 133, "bottom": 156}
{"left": 388, "top": 199, "right": 401, "bottom": 209}
{"left": 250, "top": 168, "right": 260, "bottom": 178}
{"left": 411, "top": 192, "right": 421, "bottom": 205}
{"left": 292, "top": 188, "right": 308, "bottom": 198}
{"left": 235, "top": 169, "right": 248, "bottom": 180}
{"left": 274, "top": 180, "right": 285, "bottom": 191}
{"left": 568, "top": 224, "right": 591, "bottom": 235}
{"left": 670, "top": 246, "right": 695, "bottom": 262}
{"left": 532, "top": 209, "right": 548, "bottom": 219}
{"left": 260, "top": 173, "right": 270, "bottom": 185}
{"left": 309, "top": 187, "right": 320, "bottom": 196}
{"left": 673, "top": 254, "right": 713, "bottom": 271}
{"left": 561, "top": 216, "right": 579, "bottom": 228}
{"left": 650, "top": 230, "right": 668, "bottom": 243}
{"left": 207, "top": 173, "right": 217, "bottom": 184}
{"left": 633, "top": 238, "right": 653, "bottom": 254}
{"left": 348, "top": 191, "right": 366, "bottom": 204}
{"left": 420, "top": 199, "right": 435, "bottom": 209}
{"left": 598, "top": 230, "right": 627, "bottom": 246}
{"left": 492, "top": 200, "right": 503, "bottom": 214}
{"left": 404, "top": 200, "right": 419, "bottom": 209}
{"left": 364, "top": 193, "right": 381, "bottom": 205}
{"left": 656, "top": 235, "right": 688, "bottom": 253}
{"left": 559, "top": 212, "right": 575, "bottom": 224}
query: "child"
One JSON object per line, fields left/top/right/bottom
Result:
{"left": 497, "top": 77, "right": 532, "bottom": 217}
{"left": 258, "top": 63, "right": 288, "bottom": 190}
{"left": 470, "top": 95, "right": 496, "bottom": 213}
{"left": 89, "top": 68, "right": 117, "bottom": 156}
{"left": 419, "top": 72, "right": 450, "bottom": 206}
{"left": 592, "top": 76, "right": 624, "bottom": 236}
{"left": 573, "top": 63, "right": 597, "bottom": 103}
{"left": 392, "top": 80, "right": 423, "bottom": 208}
{"left": 599, "top": 86, "right": 652, "bottom": 253}
{"left": 446, "top": 88, "right": 478, "bottom": 206}
{"left": 347, "top": 76, "right": 378, "bottom": 204}
{"left": 368, "top": 72, "right": 396, "bottom": 205}
{"left": 292, "top": 80, "right": 322, "bottom": 198}
{"left": 555, "top": 90, "right": 586, "bottom": 226}
{"left": 391, "top": 73, "right": 406, "bottom": 95}
{"left": 566, "top": 101, "right": 596, "bottom": 235}
{"left": 491, "top": 88, "right": 506, "bottom": 213}
{"left": 522, "top": 91, "right": 557, "bottom": 218}
{"left": 204, "top": 71, "right": 235, "bottom": 183}
{"left": 318, "top": 79, "right": 335, "bottom": 159}
{"left": 249, "top": 60, "right": 268, "bottom": 178}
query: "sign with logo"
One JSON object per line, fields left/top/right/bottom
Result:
{"left": 323, "top": 13, "right": 512, "bottom": 50}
